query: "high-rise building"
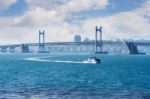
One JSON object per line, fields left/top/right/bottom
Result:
{"left": 74, "top": 35, "right": 81, "bottom": 43}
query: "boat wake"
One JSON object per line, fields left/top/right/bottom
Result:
{"left": 24, "top": 57, "right": 96, "bottom": 64}
{"left": 24, "top": 57, "right": 50, "bottom": 62}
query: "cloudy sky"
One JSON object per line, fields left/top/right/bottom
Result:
{"left": 0, "top": 0, "right": 150, "bottom": 44}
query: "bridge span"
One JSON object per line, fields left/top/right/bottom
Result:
{"left": 0, "top": 26, "right": 150, "bottom": 54}
{"left": 0, "top": 41, "right": 149, "bottom": 54}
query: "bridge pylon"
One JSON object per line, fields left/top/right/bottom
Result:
{"left": 38, "top": 30, "right": 45, "bottom": 53}
{"left": 95, "top": 26, "right": 108, "bottom": 54}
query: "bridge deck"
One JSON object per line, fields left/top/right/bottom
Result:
{"left": 0, "top": 41, "right": 123, "bottom": 47}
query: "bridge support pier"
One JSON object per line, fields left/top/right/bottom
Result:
{"left": 126, "top": 42, "right": 145, "bottom": 55}
{"left": 10, "top": 47, "right": 15, "bottom": 53}
{"left": 21, "top": 44, "right": 29, "bottom": 53}
{"left": 1, "top": 47, "right": 6, "bottom": 53}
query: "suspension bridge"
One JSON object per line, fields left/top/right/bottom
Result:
{"left": 0, "top": 26, "right": 150, "bottom": 54}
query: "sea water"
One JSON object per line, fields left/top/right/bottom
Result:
{"left": 0, "top": 53, "right": 150, "bottom": 99}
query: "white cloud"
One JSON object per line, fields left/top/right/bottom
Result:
{"left": 0, "top": 0, "right": 17, "bottom": 11}
{"left": 0, "top": 24, "right": 75, "bottom": 44}
{"left": 78, "top": 0, "right": 150, "bottom": 40}
{"left": 0, "top": 0, "right": 150, "bottom": 44}
{"left": 58, "top": 0, "right": 109, "bottom": 14}
{"left": 14, "top": 7, "right": 64, "bottom": 26}
{"left": 0, "top": 0, "right": 109, "bottom": 44}
{"left": 26, "top": 0, "right": 66, "bottom": 9}
{"left": 81, "top": 13, "right": 150, "bottom": 40}
{"left": 15, "top": 0, "right": 109, "bottom": 27}
{"left": 0, "top": 17, "right": 16, "bottom": 27}
{"left": 26, "top": 0, "right": 109, "bottom": 12}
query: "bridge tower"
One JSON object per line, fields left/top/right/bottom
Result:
{"left": 39, "top": 30, "right": 45, "bottom": 53}
{"left": 95, "top": 26, "right": 108, "bottom": 54}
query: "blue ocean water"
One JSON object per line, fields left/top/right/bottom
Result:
{"left": 0, "top": 53, "right": 150, "bottom": 99}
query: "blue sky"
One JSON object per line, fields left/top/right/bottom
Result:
{"left": 70, "top": 0, "right": 144, "bottom": 18}
{"left": 0, "top": 0, "right": 144, "bottom": 17}
{"left": 0, "top": 0, "right": 27, "bottom": 16}
{"left": 0, "top": 0, "right": 149, "bottom": 44}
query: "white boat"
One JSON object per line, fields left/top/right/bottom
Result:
{"left": 83, "top": 57, "right": 101, "bottom": 64}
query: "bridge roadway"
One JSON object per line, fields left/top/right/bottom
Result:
{"left": 0, "top": 41, "right": 120, "bottom": 48}
{"left": 0, "top": 41, "right": 149, "bottom": 53}
{"left": 0, "top": 41, "right": 150, "bottom": 48}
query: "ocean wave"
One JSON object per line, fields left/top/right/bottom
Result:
{"left": 0, "top": 88, "right": 149, "bottom": 99}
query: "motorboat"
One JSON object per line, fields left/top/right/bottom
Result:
{"left": 83, "top": 57, "right": 101, "bottom": 64}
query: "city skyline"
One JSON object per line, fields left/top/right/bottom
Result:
{"left": 0, "top": 0, "right": 150, "bottom": 44}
